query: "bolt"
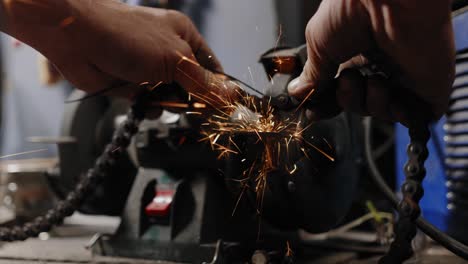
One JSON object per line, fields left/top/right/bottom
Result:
{"left": 399, "top": 201, "right": 413, "bottom": 216}
{"left": 408, "top": 144, "right": 422, "bottom": 155}
{"left": 252, "top": 250, "right": 269, "bottom": 264}
{"left": 288, "top": 181, "right": 296, "bottom": 193}
{"left": 405, "top": 163, "right": 418, "bottom": 175}
{"left": 276, "top": 95, "right": 289, "bottom": 107}
{"left": 402, "top": 182, "right": 416, "bottom": 195}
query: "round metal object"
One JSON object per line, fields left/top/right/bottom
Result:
{"left": 0, "top": 158, "right": 58, "bottom": 224}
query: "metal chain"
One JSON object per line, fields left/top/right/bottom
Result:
{"left": 379, "top": 124, "right": 430, "bottom": 263}
{"left": 0, "top": 76, "right": 435, "bottom": 263}
{"left": 0, "top": 89, "right": 151, "bottom": 242}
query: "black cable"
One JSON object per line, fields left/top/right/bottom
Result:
{"left": 211, "top": 70, "right": 265, "bottom": 96}
{"left": 1, "top": 69, "right": 259, "bottom": 240}
{"left": 363, "top": 117, "right": 398, "bottom": 206}
{"left": 66, "top": 71, "right": 265, "bottom": 104}
{"left": 363, "top": 117, "right": 468, "bottom": 260}
{"left": 65, "top": 81, "right": 130, "bottom": 103}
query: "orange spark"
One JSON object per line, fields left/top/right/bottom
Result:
{"left": 289, "top": 164, "right": 298, "bottom": 175}
{"left": 148, "top": 81, "right": 164, "bottom": 91}
{"left": 176, "top": 53, "right": 200, "bottom": 67}
{"left": 193, "top": 102, "right": 206, "bottom": 108}
{"left": 153, "top": 51, "right": 336, "bottom": 240}
{"left": 286, "top": 241, "right": 294, "bottom": 257}
{"left": 306, "top": 141, "right": 335, "bottom": 162}
{"left": 295, "top": 88, "right": 316, "bottom": 112}
{"left": 59, "top": 16, "right": 76, "bottom": 28}
{"left": 155, "top": 102, "right": 189, "bottom": 108}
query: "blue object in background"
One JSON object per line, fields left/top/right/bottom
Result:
{"left": 0, "top": 37, "right": 69, "bottom": 160}
{"left": 445, "top": 7, "right": 468, "bottom": 243}
{"left": 454, "top": 7, "right": 468, "bottom": 48}
{"left": 0, "top": 0, "right": 277, "bottom": 160}
{"left": 395, "top": 120, "right": 448, "bottom": 230}
{"left": 395, "top": 6, "right": 468, "bottom": 232}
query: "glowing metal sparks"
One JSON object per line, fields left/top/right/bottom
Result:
{"left": 161, "top": 54, "right": 336, "bottom": 225}
{"left": 305, "top": 141, "right": 335, "bottom": 162}
{"left": 286, "top": 241, "right": 294, "bottom": 257}
{"left": 197, "top": 91, "right": 323, "bottom": 218}
{"left": 295, "top": 88, "right": 316, "bottom": 112}
{"left": 289, "top": 164, "right": 298, "bottom": 175}
{"left": 155, "top": 102, "right": 189, "bottom": 108}
{"left": 59, "top": 16, "right": 76, "bottom": 28}
{"left": 193, "top": 102, "right": 206, "bottom": 109}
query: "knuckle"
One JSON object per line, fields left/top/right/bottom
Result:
{"left": 166, "top": 9, "right": 186, "bottom": 20}
{"left": 179, "top": 42, "right": 193, "bottom": 57}
{"left": 159, "top": 43, "right": 192, "bottom": 83}
{"left": 166, "top": 10, "right": 193, "bottom": 32}
{"left": 304, "top": 20, "right": 315, "bottom": 45}
{"left": 301, "top": 59, "right": 320, "bottom": 85}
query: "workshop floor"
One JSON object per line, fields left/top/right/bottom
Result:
{"left": 1, "top": 214, "right": 467, "bottom": 264}
{"left": 0, "top": 214, "right": 175, "bottom": 264}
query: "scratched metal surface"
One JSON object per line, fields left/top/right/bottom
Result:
{"left": 1, "top": 213, "right": 468, "bottom": 264}
{"left": 0, "top": 237, "right": 179, "bottom": 264}
{"left": 0, "top": 214, "right": 179, "bottom": 264}
{"left": 2, "top": 237, "right": 468, "bottom": 264}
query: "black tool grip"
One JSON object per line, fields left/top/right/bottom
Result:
{"left": 302, "top": 79, "right": 342, "bottom": 120}
{"left": 301, "top": 64, "right": 434, "bottom": 126}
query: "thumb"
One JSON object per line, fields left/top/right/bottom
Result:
{"left": 174, "top": 55, "right": 240, "bottom": 109}
{"left": 287, "top": 58, "right": 336, "bottom": 99}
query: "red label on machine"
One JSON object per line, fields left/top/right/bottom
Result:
{"left": 145, "top": 189, "right": 175, "bottom": 217}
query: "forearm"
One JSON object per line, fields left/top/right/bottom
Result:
{"left": 0, "top": 0, "right": 11, "bottom": 32}
{"left": 0, "top": 0, "right": 76, "bottom": 49}
{"left": 361, "top": 0, "right": 454, "bottom": 113}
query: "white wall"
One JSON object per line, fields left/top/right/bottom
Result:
{"left": 0, "top": 1, "right": 278, "bottom": 159}
{"left": 201, "top": 0, "right": 277, "bottom": 93}
{"left": 0, "top": 36, "right": 69, "bottom": 159}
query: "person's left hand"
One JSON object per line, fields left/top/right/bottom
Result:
{"left": 3, "top": 0, "right": 235, "bottom": 105}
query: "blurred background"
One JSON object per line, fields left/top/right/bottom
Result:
{"left": 1, "top": 1, "right": 468, "bottom": 263}
{"left": 0, "top": 0, "right": 320, "bottom": 160}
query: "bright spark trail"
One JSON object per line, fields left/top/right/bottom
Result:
{"left": 170, "top": 56, "right": 335, "bottom": 223}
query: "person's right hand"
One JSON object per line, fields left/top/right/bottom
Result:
{"left": 3, "top": 0, "right": 234, "bottom": 105}
{"left": 288, "top": 0, "right": 455, "bottom": 124}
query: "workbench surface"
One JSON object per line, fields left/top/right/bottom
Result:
{"left": 1, "top": 214, "right": 468, "bottom": 263}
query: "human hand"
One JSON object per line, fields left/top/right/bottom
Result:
{"left": 288, "top": 0, "right": 455, "bottom": 124}
{"left": 3, "top": 0, "right": 234, "bottom": 106}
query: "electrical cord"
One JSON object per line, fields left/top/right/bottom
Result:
{"left": 363, "top": 116, "right": 468, "bottom": 260}
{"left": 2, "top": 81, "right": 467, "bottom": 260}
{"left": 301, "top": 211, "right": 393, "bottom": 241}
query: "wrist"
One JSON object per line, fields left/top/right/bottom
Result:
{"left": 1, "top": 0, "right": 14, "bottom": 33}
{"left": 1, "top": 0, "right": 79, "bottom": 57}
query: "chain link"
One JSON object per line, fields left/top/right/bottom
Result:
{"left": 380, "top": 125, "right": 430, "bottom": 263}
{"left": 0, "top": 88, "right": 151, "bottom": 242}
{"left": 0, "top": 78, "right": 436, "bottom": 263}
